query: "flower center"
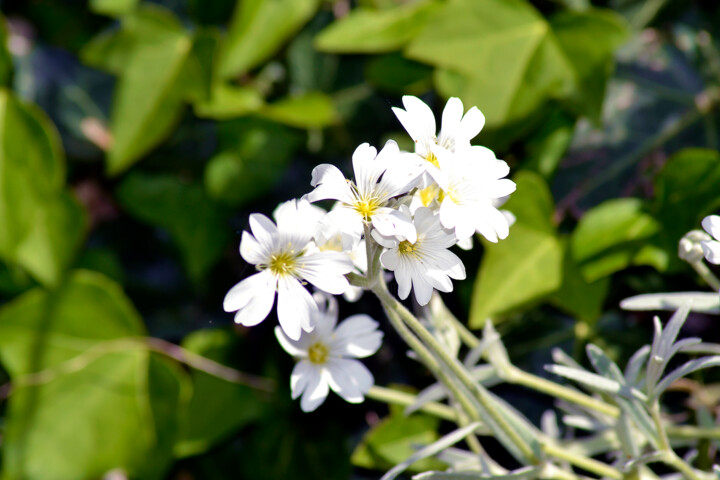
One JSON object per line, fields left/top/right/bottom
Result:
{"left": 419, "top": 184, "right": 440, "bottom": 207}
{"left": 267, "top": 250, "right": 299, "bottom": 276}
{"left": 308, "top": 342, "right": 329, "bottom": 364}
{"left": 398, "top": 240, "right": 418, "bottom": 256}
{"left": 354, "top": 197, "right": 382, "bottom": 221}
{"left": 425, "top": 151, "right": 440, "bottom": 168}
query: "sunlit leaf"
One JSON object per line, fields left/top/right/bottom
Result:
{"left": 259, "top": 91, "right": 337, "bottom": 128}
{"left": 89, "top": 0, "right": 138, "bottom": 17}
{"left": 217, "top": 0, "right": 320, "bottom": 79}
{"left": 315, "top": 1, "right": 440, "bottom": 54}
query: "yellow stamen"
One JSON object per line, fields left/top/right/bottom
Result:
{"left": 425, "top": 151, "right": 440, "bottom": 168}
{"left": 354, "top": 197, "right": 382, "bottom": 221}
{"left": 308, "top": 342, "right": 329, "bottom": 364}
{"left": 398, "top": 240, "right": 418, "bottom": 256}
{"left": 267, "top": 251, "right": 299, "bottom": 276}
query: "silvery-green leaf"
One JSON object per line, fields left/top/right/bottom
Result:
{"left": 463, "top": 338, "right": 490, "bottom": 368}
{"left": 541, "top": 410, "right": 559, "bottom": 439}
{"left": 665, "top": 338, "right": 702, "bottom": 363}
{"left": 622, "top": 451, "right": 666, "bottom": 471}
{"left": 562, "top": 414, "right": 605, "bottom": 431}
{"left": 435, "top": 448, "right": 492, "bottom": 473}
{"left": 681, "top": 343, "right": 720, "bottom": 355}
{"left": 617, "top": 411, "right": 640, "bottom": 457}
{"left": 551, "top": 348, "right": 585, "bottom": 370}
{"left": 620, "top": 292, "right": 719, "bottom": 314}
{"left": 657, "top": 304, "right": 691, "bottom": 362}
{"left": 413, "top": 466, "right": 541, "bottom": 480}
{"left": 546, "top": 365, "right": 624, "bottom": 395}
{"left": 646, "top": 316, "right": 665, "bottom": 392}
{"left": 483, "top": 321, "right": 511, "bottom": 372}
{"left": 625, "top": 345, "right": 651, "bottom": 385}
{"left": 404, "top": 366, "right": 498, "bottom": 416}
{"left": 381, "top": 422, "right": 482, "bottom": 480}
{"left": 653, "top": 356, "right": 720, "bottom": 400}
{"left": 586, "top": 344, "right": 625, "bottom": 381}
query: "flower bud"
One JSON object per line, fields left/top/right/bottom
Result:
{"left": 678, "top": 229, "right": 712, "bottom": 263}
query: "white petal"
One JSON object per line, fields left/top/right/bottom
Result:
{"left": 439, "top": 97, "right": 464, "bottom": 145}
{"left": 485, "top": 206, "right": 510, "bottom": 240}
{"left": 372, "top": 229, "right": 399, "bottom": 249}
{"left": 702, "top": 215, "right": 720, "bottom": 241}
{"left": 352, "top": 143, "right": 382, "bottom": 195}
{"left": 239, "top": 231, "right": 267, "bottom": 265}
{"left": 380, "top": 249, "right": 400, "bottom": 271}
{"left": 300, "top": 368, "right": 330, "bottom": 412}
{"left": 274, "top": 198, "right": 325, "bottom": 246}
{"left": 249, "top": 214, "right": 278, "bottom": 249}
{"left": 275, "top": 325, "right": 308, "bottom": 358}
{"left": 372, "top": 208, "right": 417, "bottom": 243}
{"left": 296, "top": 251, "right": 352, "bottom": 295}
{"left": 326, "top": 358, "right": 374, "bottom": 403}
{"left": 330, "top": 314, "right": 383, "bottom": 358}
{"left": 321, "top": 206, "right": 364, "bottom": 239}
{"left": 486, "top": 178, "right": 517, "bottom": 199}
{"left": 701, "top": 240, "right": 720, "bottom": 265}
{"left": 290, "top": 361, "right": 314, "bottom": 400}
{"left": 401, "top": 95, "right": 437, "bottom": 141}
{"left": 307, "top": 164, "right": 355, "bottom": 205}
{"left": 411, "top": 267, "right": 434, "bottom": 306}
{"left": 277, "top": 276, "right": 317, "bottom": 340}
{"left": 394, "top": 262, "right": 412, "bottom": 300}
{"left": 232, "top": 274, "right": 276, "bottom": 327}
{"left": 457, "top": 106, "right": 485, "bottom": 142}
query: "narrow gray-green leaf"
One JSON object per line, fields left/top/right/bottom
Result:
{"left": 620, "top": 292, "right": 720, "bottom": 314}
{"left": 654, "top": 356, "right": 720, "bottom": 400}
{"left": 414, "top": 466, "right": 541, "bottom": 480}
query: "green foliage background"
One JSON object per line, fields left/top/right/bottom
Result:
{"left": 1, "top": 0, "right": 720, "bottom": 478}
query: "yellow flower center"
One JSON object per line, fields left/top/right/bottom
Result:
{"left": 419, "top": 184, "right": 443, "bottom": 206}
{"left": 308, "top": 342, "right": 329, "bottom": 364}
{"left": 354, "top": 197, "right": 382, "bottom": 221}
{"left": 398, "top": 240, "right": 418, "bottom": 256}
{"left": 425, "top": 151, "right": 440, "bottom": 168}
{"left": 267, "top": 250, "right": 299, "bottom": 276}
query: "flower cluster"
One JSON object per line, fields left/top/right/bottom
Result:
{"left": 224, "top": 96, "right": 515, "bottom": 410}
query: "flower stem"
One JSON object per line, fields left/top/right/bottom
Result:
{"left": 372, "top": 284, "right": 538, "bottom": 464}
{"left": 366, "top": 386, "right": 457, "bottom": 421}
{"left": 650, "top": 401, "right": 703, "bottom": 480}
{"left": 690, "top": 260, "right": 720, "bottom": 291}
{"left": 542, "top": 444, "right": 623, "bottom": 480}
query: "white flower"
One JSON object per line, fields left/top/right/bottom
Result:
{"left": 373, "top": 207, "right": 466, "bottom": 306}
{"left": 223, "top": 199, "right": 353, "bottom": 341}
{"left": 307, "top": 140, "right": 421, "bottom": 242}
{"left": 433, "top": 145, "right": 516, "bottom": 243}
{"left": 701, "top": 215, "right": 720, "bottom": 264}
{"left": 275, "top": 293, "right": 383, "bottom": 412}
{"left": 392, "top": 95, "right": 485, "bottom": 170}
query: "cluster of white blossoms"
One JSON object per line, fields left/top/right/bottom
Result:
{"left": 224, "top": 96, "right": 516, "bottom": 411}
{"left": 701, "top": 215, "right": 720, "bottom": 265}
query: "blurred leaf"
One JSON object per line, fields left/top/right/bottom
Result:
{"left": 407, "top": 0, "right": 574, "bottom": 128}
{"left": 524, "top": 108, "right": 575, "bottom": 178}
{"left": 352, "top": 410, "right": 444, "bottom": 472}
{"left": 259, "top": 91, "right": 336, "bottom": 128}
{"left": 194, "top": 83, "right": 264, "bottom": 120}
{"left": 75, "top": 247, "right": 125, "bottom": 284}
{"left": 652, "top": 148, "right": 720, "bottom": 270}
{"left": 469, "top": 171, "right": 562, "bottom": 328}
{"left": 89, "top": 0, "right": 138, "bottom": 17}
{"left": 0, "top": 90, "right": 86, "bottom": 287}
{"left": 217, "top": 0, "right": 320, "bottom": 79}
{"left": 0, "top": 17, "right": 12, "bottom": 87}
{"left": 0, "top": 271, "right": 188, "bottom": 479}
{"left": 116, "top": 173, "right": 230, "bottom": 281}
{"left": 175, "top": 328, "right": 267, "bottom": 458}
{"left": 366, "top": 53, "right": 433, "bottom": 95}
{"left": 104, "top": 6, "right": 193, "bottom": 175}
{"left": 571, "top": 198, "right": 662, "bottom": 282}
{"left": 206, "top": 118, "right": 302, "bottom": 206}
{"left": 287, "top": 14, "right": 339, "bottom": 93}
{"left": 315, "top": 1, "right": 440, "bottom": 54}
{"left": 550, "top": 239, "right": 609, "bottom": 323}
{"left": 182, "top": 28, "right": 221, "bottom": 105}
{"left": 550, "top": 9, "right": 629, "bottom": 122}
{"left": 620, "top": 292, "right": 720, "bottom": 314}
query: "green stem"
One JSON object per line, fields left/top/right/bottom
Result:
{"left": 366, "top": 386, "right": 456, "bottom": 422}
{"left": 542, "top": 443, "right": 623, "bottom": 480}
{"left": 650, "top": 402, "right": 703, "bottom": 480}
{"left": 372, "top": 284, "right": 537, "bottom": 463}
{"left": 690, "top": 260, "right": 720, "bottom": 291}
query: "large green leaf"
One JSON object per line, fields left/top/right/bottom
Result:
{"left": 571, "top": 198, "right": 663, "bottom": 282}
{"left": 314, "top": 1, "right": 440, "bottom": 54}
{"left": 116, "top": 173, "right": 230, "bottom": 281}
{"left": 205, "top": 118, "right": 302, "bottom": 207}
{"left": 259, "top": 91, "right": 337, "bottom": 128}
{"left": 0, "top": 17, "right": 12, "bottom": 87}
{"left": 406, "top": 0, "right": 574, "bottom": 128}
{"left": 351, "top": 407, "right": 444, "bottom": 472}
{"left": 0, "top": 89, "right": 86, "bottom": 287}
{"left": 0, "top": 271, "right": 188, "bottom": 480}
{"left": 175, "top": 328, "right": 267, "bottom": 458}
{"left": 217, "top": 0, "right": 320, "bottom": 79}
{"left": 652, "top": 148, "right": 720, "bottom": 270}
{"left": 469, "top": 171, "right": 563, "bottom": 328}
{"left": 89, "top": 0, "right": 138, "bottom": 17}
{"left": 103, "top": 6, "right": 193, "bottom": 175}
{"left": 550, "top": 9, "right": 628, "bottom": 121}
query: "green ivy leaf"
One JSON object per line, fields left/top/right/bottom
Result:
{"left": 351, "top": 409, "right": 444, "bottom": 472}
{"left": 194, "top": 83, "right": 264, "bottom": 120}
{"left": 0, "top": 90, "right": 86, "bottom": 287}
{"left": 259, "top": 91, "right": 337, "bottom": 129}
{"left": 101, "top": 6, "right": 194, "bottom": 175}
{"left": 550, "top": 9, "right": 629, "bottom": 122}
{"left": 571, "top": 198, "right": 663, "bottom": 282}
{"left": 469, "top": 171, "right": 563, "bottom": 328}
{"left": 314, "top": 1, "right": 440, "bottom": 54}
{"left": 175, "top": 328, "right": 268, "bottom": 458}
{"left": 0, "top": 271, "right": 188, "bottom": 480}
{"left": 217, "top": 0, "right": 320, "bottom": 79}
{"left": 205, "top": 118, "right": 302, "bottom": 207}
{"left": 116, "top": 172, "right": 230, "bottom": 282}
{"left": 365, "top": 53, "right": 433, "bottom": 95}
{"left": 89, "top": 0, "right": 138, "bottom": 17}
{"left": 406, "top": 0, "right": 574, "bottom": 128}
